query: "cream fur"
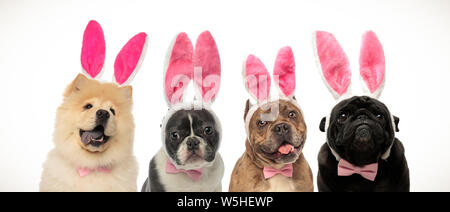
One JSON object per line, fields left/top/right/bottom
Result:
{"left": 40, "top": 74, "right": 138, "bottom": 192}
{"left": 264, "top": 175, "right": 297, "bottom": 192}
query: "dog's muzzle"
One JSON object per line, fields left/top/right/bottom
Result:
{"left": 355, "top": 125, "right": 371, "bottom": 141}
{"left": 79, "top": 109, "right": 111, "bottom": 147}
{"left": 186, "top": 137, "right": 200, "bottom": 152}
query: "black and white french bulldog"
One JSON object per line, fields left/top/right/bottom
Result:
{"left": 313, "top": 31, "right": 409, "bottom": 192}
{"left": 142, "top": 106, "right": 223, "bottom": 192}
{"left": 142, "top": 31, "right": 224, "bottom": 192}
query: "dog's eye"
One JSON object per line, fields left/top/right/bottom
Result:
{"left": 376, "top": 114, "right": 383, "bottom": 119}
{"left": 84, "top": 104, "right": 93, "bottom": 110}
{"left": 288, "top": 111, "right": 297, "bottom": 119}
{"left": 257, "top": 120, "right": 268, "bottom": 127}
{"left": 204, "top": 127, "right": 214, "bottom": 135}
{"left": 110, "top": 108, "right": 116, "bottom": 116}
{"left": 170, "top": 132, "right": 179, "bottom": 140}
{"left": 338, "top": 112, "right": 347, "bottom": 122}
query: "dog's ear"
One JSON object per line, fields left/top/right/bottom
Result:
{"left": 64, "top": 74, "right": 88, "bottom": 97}
{"left": 119, "top": 85, "right": 133, "bottom": 100}
{"left": 319, "top": 117, "right": 326, "bottom": 132}
{"left": 393, "top": 116, "right": 400, "bottom": 132}
{"left": 244, "top": 99, "right": 251, "bottom": 121}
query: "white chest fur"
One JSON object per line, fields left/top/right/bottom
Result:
{"left": 264, "top": 175, "right": 296, "bottom": 192}
{"left": 154, "top": 149, "right": 224, "bottom": 192}
{"left": 40, "top": 149, "right": 138, "bottom": 192}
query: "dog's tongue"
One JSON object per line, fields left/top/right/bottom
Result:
{"left": 278, "top": 144, "right": 294, "bottom": 155}
{"left": 81, "top": 130, "right": 104, "bottom": 144}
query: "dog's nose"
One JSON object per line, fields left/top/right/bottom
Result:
{"left": 274, "top": 123, "right": 290, "bottom": 135}
{"left": 186, "top": 137, "right": 200, "bottom": 151}
{"left": 96, "top": 109, "right": 110, "bottom": 121}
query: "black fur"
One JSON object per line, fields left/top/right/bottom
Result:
{"left": 142, "top": 108, "right": 220, "bottom": 192}
{"left": 319, "top": 117, "right": 326, "bottom": 132}
{"left": 164, "top": 109, "right": 220, "bottom": 165}
{"left": 142, "top": 156, "right": 166, "bottom": 192}
{"left": 317, "top": 96, "right": 409, "bottom": 192}
{"left": 317, "top": 139, "right": 409, "bottom": 191}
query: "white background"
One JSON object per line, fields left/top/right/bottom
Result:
{"left": 0, "top": 0, "right": 449, "bottom": 192}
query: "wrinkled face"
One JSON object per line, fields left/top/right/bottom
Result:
{"left": 247, "top": 100, "right": 307, "bottom": 166}
{"left": 322, "top": 96, "right": 398, "bottom": 166}
{"left": 56, "top": 74, "right": 133, "bottom": 153}
{"left": 164, "top": 109, "right": 220, "bottom": 169}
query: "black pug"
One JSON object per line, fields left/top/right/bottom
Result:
{"left": 318, "top": 96, "right": 409, "bottom": 191}
{"left": 313, "top": 30, "right": 409, "bottom": 192}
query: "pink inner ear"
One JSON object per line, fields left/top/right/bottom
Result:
{"left": 81, "top": 20, "right": 105, "bottom": 78}
{"left": 114, "top": 32, "right": 147, "bottom": 85}
{"left": 274, "top": 46, "right": 295, "bottom": 97}
{"left": 360, "top": 31, "right": 385, "bottom": 94}
{"left": 315, "top": 31, "right": 351, "bottom": 96}
{"left": 245, "top": 55, "right": 270, "bottom": 101}
{"left": 165, "top": 32, "right": 194, "bottom": 105}
{"left": 193, "top": 31, "right": 221, "bottom": 103}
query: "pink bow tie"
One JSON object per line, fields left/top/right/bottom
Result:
{"left": 165, "top": 159, "right": 203, "bottom": 181}
{"left": 77, "top": 167, "right": 111, "bottom": 177}
{"left": 263, "top": 164, "right": 293, "bottom": 179}
{"left": 337, "top": 159, "right": 378, "bottom": 181}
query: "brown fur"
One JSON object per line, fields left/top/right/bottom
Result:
{"left": 229, "top": 100, "right": 313, "bottom": 192}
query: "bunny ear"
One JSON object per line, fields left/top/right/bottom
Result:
{"left": 244, "top": 55, "right": 271, "bottom": 101}
{"left": 164, "top": 32, "right": 194, "bottom": 105}
{"left": 274, "top": 46, "right": 295, "bottom": 98}
{"left": 360, "top": 31, "right": 385, "bottom": 98}
{"left": 314, "top": 31, "right": 352, "bottom": 99}
{"left": 114, "top": 32, "right": 148, "bottom": 85}
{"left": 81, "top": 20, "right": 105, "bottom": 79}
{"left": 193, "top": 31, "right": 221, "bottom": 103}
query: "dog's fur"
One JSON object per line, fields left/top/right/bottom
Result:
{"left": 142, "top": 107, "right": 223, "bottom": 192}
{"left": 317, "top": 96, "right": 409, "bottom": 192}
{"left": 142, "top": 148, "right": 223, "bottom": 192}
{"left": 40, "top": 74, "right": 138, "bottom": 191}
{"left": 229, "top": 99, "right": 313, "bottom": 192}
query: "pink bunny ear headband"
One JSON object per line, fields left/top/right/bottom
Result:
{"left": 313, "top": 31, "right": 394, "bottom": 161}
{"left": 243, "top": 46, "right": 301, "bottom": 135}
{"left": 160, "top": 31, "right": 222, "bottom": 169}
{"left": 81, "top": 20, "right": 148, "bottom": 86}
{"left": 163, "top": 31, "right": 221, "bottom": 108}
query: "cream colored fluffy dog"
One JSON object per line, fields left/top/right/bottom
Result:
{"left": 39, "top": 20, "right": 147, "bottom": 192}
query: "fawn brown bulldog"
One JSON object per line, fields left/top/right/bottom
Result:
{"left": 229, "top": 99, "right": 313, "bottom": 192}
